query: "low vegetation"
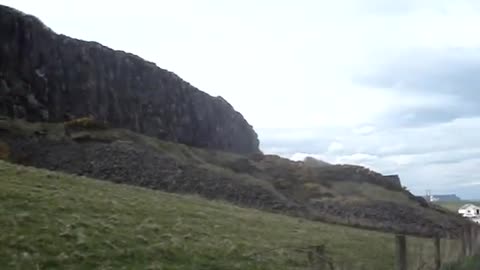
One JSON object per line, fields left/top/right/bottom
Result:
{"left": 64, "top": 116, "right": 109, "bottom": 131}
{"left": 0, "top": 141, "right": 9, "bottom": 159}
{"left": 0, "top": 161, "right": 463, "bottom": 269}
{"left": 442, "top": 256, "right": 480, "bottom": 270}
{"left": 436, "top": 201, "right": 480, "bottom": 213}
{"left": 0, "top": 118, "right": 467, "bottom": 237}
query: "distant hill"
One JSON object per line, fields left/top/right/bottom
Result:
{"left": 435, "top": 200, "right": 480, "bottom": 212}
{"left": 424, "top": 194, "right": 461, "bottom": 202}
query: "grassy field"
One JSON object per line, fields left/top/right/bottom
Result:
{"left": 0, "top": 161, "right": 463, "bottom": 269}
{"left": 436, "top": 201, "right": 480, "bottom": 212}
{"left": 442, "top": 256, "right": 480, "bottom": 270}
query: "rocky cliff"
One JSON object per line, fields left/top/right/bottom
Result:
{"left": 0, "top": 5, "right": 259, "bottom": 154}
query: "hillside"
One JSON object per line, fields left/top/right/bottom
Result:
{"left": 0, "top": 4, "right": 258, "bottom": 154}
{"left": 0, "top": 118, "right": 467, "bottom": 237}
{"left": 0, "top": 161, "right": 463, "bottom": 269}
{"left": 0, "top": 2, "right": 469, "bottom": 244}
{"left": 0, "top": 4, "right": 475, "bottom": 269}
{"left": 436, "top": 201, "right": 480, "bottom": 213}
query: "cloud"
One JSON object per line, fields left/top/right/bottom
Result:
{"left": 337, "top": 153, "right": 378, "bottom": 163}
{"left": 327, "top": 142, "right": 344, "bottom": 153}
{"left": 265, "top": 117, "right": 480, "bottom": 198}
{"left": 459, "top": 181, "right": 480, "bottom": 187}
{"left": 290, "top": 152, "right": 329, "bottom": 162}
{"left": 353, "top": 125, "right": 376, "bottom": 135}
{"left": 356, "top": 48, "right": 480, "bottom": 127}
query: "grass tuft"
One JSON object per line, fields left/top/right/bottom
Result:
{"left": 0, "top": 161, "right": 463, "bottom": 269}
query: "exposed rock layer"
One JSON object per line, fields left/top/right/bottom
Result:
{"left": 0, "top": 5, "right": 259, "bottom": 154}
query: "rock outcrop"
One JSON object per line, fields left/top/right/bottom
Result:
{"left": 0, "top": 5, "right": 259, "bottom": 154}
{"left": 383, "top": 175, "right": 402, "bottom": 189}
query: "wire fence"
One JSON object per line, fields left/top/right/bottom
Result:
{"left": 244, "top": 223, "right": 479, "bottom": 270}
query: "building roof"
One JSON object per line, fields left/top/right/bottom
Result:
{"left": 459, "top": 203, "right": 479, "bottom": 210}
{"left": 433, "top": 194, "right": 460, "bottom": 200}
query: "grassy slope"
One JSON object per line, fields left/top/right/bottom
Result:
{"left": 442, "top": 256, "right": 480, "bottom": 270}
{"left": 0, "top": 161, "right": 462, "bottom": 270}
{"left": 436, "top": 201, "right": 480, "bottom": 212}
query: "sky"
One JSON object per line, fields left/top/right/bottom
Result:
{"left": 3, "top": 0, "right": 480, "bottom": 199}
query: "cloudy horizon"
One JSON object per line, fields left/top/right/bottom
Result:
{"left": 4, "top": 0, "right": 480, "bottom": 199}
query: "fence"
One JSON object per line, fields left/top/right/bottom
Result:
{"left": 392, "top": 223, "right": 480, "bottom": 270}
{"left": 343, "top": 223, "right": 478, "bottom": 270}
{"left": 246, "top": 223, "right": 480, "bottom": 270}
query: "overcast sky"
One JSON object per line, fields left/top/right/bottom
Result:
{"left": 4, "top": 0, "right": 480, "bottom": 198}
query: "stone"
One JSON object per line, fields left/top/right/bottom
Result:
{"left": 0, "top": 5, "right": 260, "bottom": 154}
{"left": 383, "top": 175, "right": 402, "bottom": 188}
{"left": 26, "top": 94, "right": 40, "bottom": 108}
{"left": 13, "top": 105, "right": 26, "bottom": 118}
{"left": 0, "top": 80, "right": 10, "bottom": 95}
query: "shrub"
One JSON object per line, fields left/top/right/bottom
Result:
{"left": 0, "top": 141, "right": 10, "bottom": 160}
{"left": 304, "top": 182, "right": 321, "bottom": 191}
{"left": 64, "top": 116, "right": 108, "bottom": 130}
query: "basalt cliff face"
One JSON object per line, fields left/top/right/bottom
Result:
{"left": 0, "top": 5, "right": 259, "bottom": 154}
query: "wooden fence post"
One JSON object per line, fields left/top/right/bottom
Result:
{"left": 434, "top": 235, "right": 441, "bottom": 270}
{"left": 308, "top": 245, "right": 328, "bottom": 270}
{"left": 461, "top": 224, "right": 473, "bottom": 257}
{"left": 462, "top": 225, "right": 469, "bottom": 258}
{"left": 471, "top": 224, "right": 478, "bottom": 256}
{"left": 467, "top": 224, "right": 473, "bottom": 257}
{"left": 395, "top": 234, "right": 407, "bottom": 270}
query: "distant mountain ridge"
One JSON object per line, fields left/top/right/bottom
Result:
{"left": 0, "top": 4, "right": 259, "bottom": 154}
{"left": 425, "top": 194, "right": 461, "bottom": 202}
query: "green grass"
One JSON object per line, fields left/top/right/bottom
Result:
{"left": 0, "top": 161, "right": 464, "bottom": 269}
{"left": 436, "top": 201, "right": 480, "bottom": 212}
{"left": 0, "top": 119, "right": 469, "bottom": 268}
{"left": 332, "top": 181, "right": 415, "bottom": 205}
{"left": 442, "top": 256, "right": 480, "bottom": 270}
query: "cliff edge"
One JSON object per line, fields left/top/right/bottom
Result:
{"left": 0, "top": 5, "right": 259, "bottom": 154}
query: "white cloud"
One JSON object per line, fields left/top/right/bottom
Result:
{"left": 459, "top": 182, "right": 480, "bottom": 187}
{"left": 290, "top": 153, "right": 329, "bottom": 162}
{"left": 327, "top": 142, "right": 344, "bottom": 153}
{"left": 265, "top": 116, "right": 480, "bottom": 197}
{"left": 353, "top": 125, "right": 376, "bottom": 135}
{"left": 384, "top": 155, "right": 414, "bottom": 166}
{"left": 337, "top": 153, "right": 378, "bottom": 164}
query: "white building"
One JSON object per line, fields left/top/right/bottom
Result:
{"left": 458, "top": 204, "right": 480, "bottom": 218}
{"left": 472, "top": 217, "right": 480, "bottom": 224}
